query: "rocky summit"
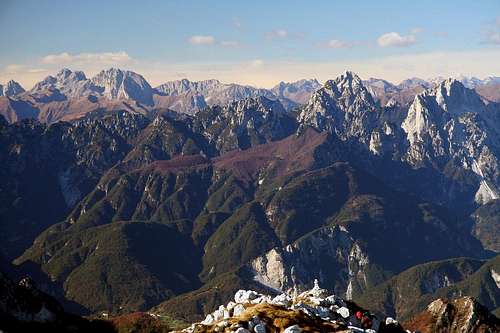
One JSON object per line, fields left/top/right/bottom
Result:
{"left": 175, "top": 280, "right": 408, "bottom": 333}
{"left": 167, "top": 280, "right": 500, "bottom": 333}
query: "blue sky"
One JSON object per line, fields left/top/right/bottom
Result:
{"left": 1, "top": 0, "right": 499, "bottom": 88}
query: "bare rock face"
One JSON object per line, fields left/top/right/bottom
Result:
{"left": 271, "top": 79, "right": 321, "bottom": 105}
{"left": 29, "top": 68, "right": 155, "bottom": 106}
{"left": 2, "top": 69, "right": 321, "bottom": 122}
{"left": 363, "top": 77, "right": 431, "bottom": 107}
{"left": 402, "top": 79, "right": 500, "bottom": 204}
{"left": 404, "top": 297, "right": 500, "bottom": 333}
{"left": 1, "top": 80, "right": 25, "bottom": 97}
{"left": 30, "top": 68, "right": 99, "bottom": 98}
{"left": 297, "top": 72, "right": 500, "bottom": 207}
{"left": 155, "top": 78, "right": 278, "bottom": 112}
{"left": 250, "top": 225, "right": 373, "bottom": 300}
{"left": 91, "top": 68, "right": 154, "bottom": 105}
{"left": 298, "top": 71, "right": 380, "bottom": 143}
{"left": 194, "top": 96, "right": 297, "bottom": 153}
{"left": 155, "top": 78, "right": 223, "bottom": 97}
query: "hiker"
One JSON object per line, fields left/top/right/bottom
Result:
{"left": 356, "top": 310, "right": 374, "bottom": 330}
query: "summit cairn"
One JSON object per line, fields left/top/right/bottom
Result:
{"left": 176, "top": 280, "right": 407, "bottom": 333}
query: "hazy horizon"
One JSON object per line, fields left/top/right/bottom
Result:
{"left": 1, "top": 0, "right": 499, "bottom": 88}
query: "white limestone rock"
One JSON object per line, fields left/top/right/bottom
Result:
{"left": 271, "top": 293, "right": 292, "bottom": 307}
{"left": 336, "top": 306, "right": 350, "bottom": 319}
{"left": 253, "top": 323, "right": 266, "bottom": 333}
{"left": 233, "top": 304, "right": 246, "bottom": 317}
{"left": 235, "top": 328, "right": 251, "bottom": 333}
{"left": 235, "top": 290, "right": 260, "bottom": 304}
{"left": 201, "top": 313, "right": 215, "bottom": 325}
{"left": 283, "top": 325, "right": 302, "bottom": 333}
{"left": 385, "top": 317, "right": 398, "bottom": 325}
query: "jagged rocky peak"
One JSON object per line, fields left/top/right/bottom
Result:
{"left": 298, "top": 71, "right": 379, "bottom": 139}
{"left": 272, "top": 78, "right": 321, "bottom": 94}
{"left": 230, "top": 95, "right": 285, "bottom": 115}
{"left": 312, "top": 71, "right": 377, "bottom": 111}
{"left": 55, "top": 68, "right": 87, "bottom": 83}
{"left": 402, "top": 78, "right": 486, "bottom": 141}
{"left": 1, "top": 80, "right": 25, "bottom": 97}
{"left": 34, "top": 68, "right": 87, "bottom": 89}
{"left": 364, "top": 78, "right": 397, "bottom": 91}
{"left": 432, "top": 78, "right": 486, "bottom": 114}
{"left": 326, "top": 71, "right": 366, "bottom": 94}
{"left": 204, "top": 95, "right": 286, "bottom": 120}
{"left": 363, "top": 78, "right": 399, "bottom": 105}
{"left": 91, "top": 67, "right": 154, "bottom": 105}
{"left": 155, "top": 78, "right": 222, "bottom": 96}
{"left": 27, "top": 67, "right": 155, "bottom": 105}
{"left": 271, "top": 79, "right": 321, "bottom": 105}
{"left": 448, "top": 74, "right": 500, "bottom": 89}
{"left": 364, "top": 77, "right": 432, "bottom": 107}
{"left": 29, "top": 68, "right": 100, "bottom": 98}
{"left": 195, "top": 95, "right": 296, "bottom": 153}
{"left": 397, "top": 77, "right": 431, "bottom": 89}
{"left": 206, "top": 83, "right": 276, "bottom": 106}
{"left": 154, "top": 78, "right": 276, "bottom": 107}
{"left": 402, "top": 77, "right": 500, "bottom": 204}
{"left": 30, "top": 74, "right": 57, "bottom": 92}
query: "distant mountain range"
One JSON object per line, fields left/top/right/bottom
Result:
{"left": 1, "top": 68, "right": 500, "bottom": 123}
{"left": 1, "top": 69, "right": 499, "bottom": 330}
{"left": 363, "top": 75, "right": 500, "bottom": 106}
{"left": 0, "top": 68, "right": 321, "bottom": 122}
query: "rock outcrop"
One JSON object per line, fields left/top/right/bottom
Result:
{"left": 404, "top": 297, "right": 500, "bottom": 333}
{"left": 402, "top": 79, "right": 500, "bottom": 204}
{"left": 172, "top": 281, "right": 406, "bottom": 333}
{"left": 1, "top": 80, "right": 25, "bottom": 97}
{"left": 298, "top": 71, "right": 379, "bottom": 143}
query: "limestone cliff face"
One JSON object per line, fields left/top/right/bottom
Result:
{"left": 402, "top": 79, "right": 500, "bottom": 204}
{"left": 404, "top": 297, "right": 500, "bottom": 333}
{"left": 299, "top": 74, "right": 500, "bottom": 206}
{"left": 250, "top": 225, "right": 374, "bottom": 300}
{"left": 194, "top": 96, "right": 297, "bottom": 153}
{"left": 298, "top": 71, "right": 380, "bottom": 143}
{"left": 91, "top": 68, "right": 155, "bottom": 106}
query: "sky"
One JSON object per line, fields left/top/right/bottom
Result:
{"left": 0, "top": 0, "right": 499, "bottom": 88}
